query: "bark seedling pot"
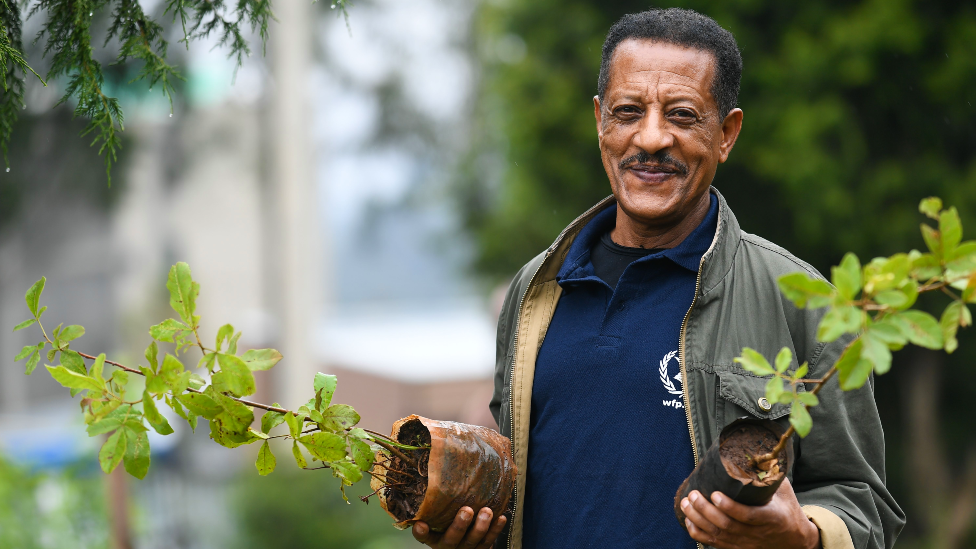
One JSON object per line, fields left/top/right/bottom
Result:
{"left": 370, "top": 415, "right": 517, "bottom": 531}
{"left": 674, "top": 417, "right": 794, "bottom": 528}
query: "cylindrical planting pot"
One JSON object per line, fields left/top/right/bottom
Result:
{"left": 674, "top": 417, "right": 794, "bottom": 527}
{"left": 371, "top": 415, "right": 517, "bottom": 531}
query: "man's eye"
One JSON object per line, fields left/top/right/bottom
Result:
{"left": 615, "top": 106, "right": 641, "bottom": 117}
{"left": 669, "top": 109, "right": 697, "bottom": 122}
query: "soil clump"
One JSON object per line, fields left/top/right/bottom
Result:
{"left": 719, "top": 422, "right": 785, "bottom": 486}
{"left": 385, "top": 418, "right": 432, "bottom": 522}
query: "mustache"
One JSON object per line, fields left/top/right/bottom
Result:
{"left": 618, "top": 150, "right": 688, "bottom": 176}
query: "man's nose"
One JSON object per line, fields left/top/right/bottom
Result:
{"left": 633, "top": 109, "right": 674, "bottom": 153}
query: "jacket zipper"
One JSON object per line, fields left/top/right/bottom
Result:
{"left": 507, "top": 253, "right": 549, "bottom": 549}
{"left": 678, "top": 197, "right": 722, "bottom": 549}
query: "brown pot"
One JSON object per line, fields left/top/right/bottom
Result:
{"left": 674, "top": 417, "right": 794, "bottom": 529}
{"left": 370, "top": 415, "right": 517, "bottom": 531}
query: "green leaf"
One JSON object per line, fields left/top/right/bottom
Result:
{"left": 863, "top": 254, "right": 911, "bottom": 294}
{"left": 149, "top": 319, "right": 189, "bottom": 343}
{"left": 940, "top": 301, "right": 966, "bottom": 354}
{"left": 112, "top": 370, "right": 130, "bottom": 387}
{"left": 159, "top": 354, "right": 185, "bottom": 387}
{"left": 58, "top": 325, "right": 85, "bottom": 342}
{"left": 777, "top": 272, "right": 834, "bottom": 309}
{"left": 216, "top": 324, "right": 234, "bottom": 351}
{"left": 866, "top": 319, "right": 907, "bottom": 349}
{"left": 123, "top": 429, "right": 151, "bottom": 479}
{"left": 241, "top": 349, "right": 283, "bottom": 371}
{"left": 212, "top": 393, "right": 255, "bottom": 435}
{"left": 88, "top": 416, "right": 124, "bottom": 437}
{"left": 887, "top": 310, "right": 943, "bottom": 350}
{"left": 46, "top": 365, "right": 103, "bottom": 392}
{"left": 188, "top": 373, "right": 207, "bottom": 390}
{"left": 834, "top": 338, "right": 863, "bottom": 375}
{"left": 212, "top": 353, "right": 256, "bottom": 397}
{"left": 839, "top": 358, "right": 874, "bottom": 391}
{"left": 13, "top": 319, "right": 36, "bottom": 332}
{"left": 24, "top": 277, "right": 46, "bottom": 317}
{"left": 910, "top": 250, "right": 941, "bottom": 280}
{"left": 873, "top": 290, "right": 908, "bottom": 308}
{"left": 919, "top": 197, "right": 942, "bottom": 219}
{"left": 15, "top": 345, "right": 35, "bottom": 361}
{"left": 299, "top": 432, "right": 347, "bottom": 461}
{"left": 313, "top": 372, "right": 338, "bottom": 412}
{"left": 24, "top": 345, "right": 41, "bottom": 375}
{"left": 178, "top": 393, "right": 222, "bottom": 419}
{"left": 831, "top": 253, "right": 862, "bottom": 300}
{"left": 921, "top": 224, "right": 942, "bottom": 260}
{"left": 198, "top": 352, "right": 217, "bottom": 372}
{"left": 60, "top": 350, "right": 87, "bottom": 375}
{"left": 774, "top": 347, "right": 792, "bottom": 373}
{"left": 256, "top": 441, "right": 276, "bottom": 476}
{"left": 261, "top": 409, "right": 286, "bottom": 434}
{"left": 226, "top": 332, "right": 242, "bottom": 355}
{"left": 797, "top": 392, "right": 819, "bottom": 407}
{"left": 734, "top": 348, "right": 774, "bottom": 376}
{"left": 793, "top": 363, "right": 808, "bottom": 380}
{"left": 331, "top": 461, "right": 363, "bottom": 485}
{"left": 940, "top": 207, "right": 963, "bottom": 255}
{"left": 765, "top": 376, "right": 785, "bottom": 404}
{"left": 145, "top": 341, "right": 159, "bottom": 373}
{"left": 789, "top": 400, "right": 813, "bottom": 438}
{"left": 350, "top": 438, "right": 373, "bottom": 471}
{"left": 817, "top": 306, "right": 863, "bottom": 342}
{"left": 860, "top": 332, "right": 892, "bottom": 375}
{"left": 99, "top": 429, "right": 127, "bottom": 473}
{"left": 292, "top": 441, "right": 308, "bottom": 469}
{"left": 209, "top": 421, "right": 263, "bottom": 449}
{"left": 166, "top": 263, "right": 199, "bottom": 324}
{"left": 319, "top": 404, "right": 360, "bottom": 432}
{"left": 142, "top": 391, "right": 174, "bottom": 435}
{"left": 285, "top": 412, "right": 303, "bottom": 438}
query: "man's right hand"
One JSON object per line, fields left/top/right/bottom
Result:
{"left": 411, "top": 506, "right": 507, "bottom": 549}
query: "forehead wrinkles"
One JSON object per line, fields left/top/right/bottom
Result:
{"left": 614, "top": 68, "right": 708, "bottom": 103}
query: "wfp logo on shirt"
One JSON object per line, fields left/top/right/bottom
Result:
{"left": 659, "top": 350, "right": 685, "bottom": 409}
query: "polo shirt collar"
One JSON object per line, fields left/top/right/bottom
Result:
{"left": 556, "top": 194, "right": 718, "bottom": 284}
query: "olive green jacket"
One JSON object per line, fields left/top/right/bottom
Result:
{"left": 489, "top": 188, "right": 905, "bottom": 549}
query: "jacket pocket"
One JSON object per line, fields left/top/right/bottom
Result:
{"left": 716, "top": 369, "right": 804, "bottom": 425}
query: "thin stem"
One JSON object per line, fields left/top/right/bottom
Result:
{"left": 363, "top": 429, "right": 428, "bottom": 450}
{"left": 302, "top": 465, "right": 331, "bottom": 471}
{"left": 754, "top": 364, "right": 840, "bottom": 467}
{"left": 371, "top": 438, "right": 419, "bottom": 469}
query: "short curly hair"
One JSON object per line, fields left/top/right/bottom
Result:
{"left": 598, "top": 8, "right": 742, "bottom": 118}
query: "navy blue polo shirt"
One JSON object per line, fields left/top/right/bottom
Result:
{"left": 522, "top": 196, "right": 718, "bottom": 548}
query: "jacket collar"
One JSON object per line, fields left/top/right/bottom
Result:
{"left": 536, "top": 187, "right": 742, "bottom": 297}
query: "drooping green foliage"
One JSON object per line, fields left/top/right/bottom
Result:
{"left": 735, "top": 198, "right": 974, "bottom": 446}
{"left": 0, "top": 0, "right": 352, "bottom": 184}
{"left": 464, "top": 0, "right": 976, "bottom": 282}
{"left": 13, "top": 261, "right": 420, "bottom": 501}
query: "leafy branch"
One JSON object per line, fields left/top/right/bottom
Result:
{"left": 735, "top": 197, "right": 975, "bottom": 470}
{"left": 13, "top": 261, "right": 421, "bottom": 502}
{"left": 0, "top": 0, "right": 352, "bottom": 184}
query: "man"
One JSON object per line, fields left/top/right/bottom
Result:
{"left": 413, "top": 8, "right": 904, "bottom": 549}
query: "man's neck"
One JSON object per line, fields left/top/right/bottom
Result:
{"left": 609, "top": 193, "right": 711, "bottom": 250}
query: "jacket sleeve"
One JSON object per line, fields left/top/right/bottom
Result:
{"left": 793, "top": 334, "right": 906, "bottom": 549}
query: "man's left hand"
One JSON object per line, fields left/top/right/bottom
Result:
{"left": 680, "top": 478, "right": 821, "bottom": 549}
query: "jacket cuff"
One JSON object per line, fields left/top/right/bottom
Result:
{"left": 802, "top": 505, "right": 855, "bottom": 549}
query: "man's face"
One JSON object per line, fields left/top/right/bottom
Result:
{"left": 594, "top": 40, "right": 742, "bottom": 230}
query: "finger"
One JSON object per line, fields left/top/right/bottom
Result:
{"left": 680, "top": 493, "right": 721, "bottom": 537}
{"left": 710, "top": 490, "right": 766, "bottom": 525}
{"left": 690, "top": 491, "right": 742, "bottom": 534}
{"left": 412, "top": 521, "right": 439, "bottom": 545}
{"left": 685, "top": 515, "right": 722, "bottom": 548}
{"left": 459, "top": 508, "right": 493, "bottom": 548}
{"left": 476, "top": 515, "right": 508, "bottom": 549}
{"left": 441, "top": 507, "right": 476, "bottom": 547}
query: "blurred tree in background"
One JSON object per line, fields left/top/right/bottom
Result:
{"left": 462, "top": 0, "right": 976, "bottom": 547}
{"left": 234, "top": 467, "right": 411, "bottom": 549}
{"left": 0, "top": 454, "right": 109, "bottom": 548}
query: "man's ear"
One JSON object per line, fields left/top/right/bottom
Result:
{"left": 718, "top": 108, "right": 743, "bottom": 163}
{"left": 593, "top": 96, "right": 603, "bottom": 140}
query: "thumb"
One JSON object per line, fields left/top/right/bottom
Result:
{"left": 413, "top": 521, "right": 431, "bottom": 543}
